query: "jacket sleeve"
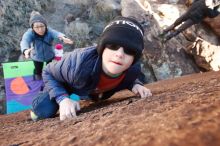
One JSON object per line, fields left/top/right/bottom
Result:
{"left": 47, "top": 27, "right": 65, "bottom": 39}
{"left": 42, "top": 52, "right": 77, "bottom": 100}
{"left": 20, "top": 29, "right": 33, "bottom": 54}
{"left": 128, "top": 73, "right": 144, "bottom": 90}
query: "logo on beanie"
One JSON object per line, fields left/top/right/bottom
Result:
{"left": 103, "top": 20, "right": 143, "bottom": 36}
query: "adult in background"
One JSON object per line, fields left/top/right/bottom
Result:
{"left": 20, "top": 11, "right": 73, "bottom": 80}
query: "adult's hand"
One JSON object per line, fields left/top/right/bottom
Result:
{"left": 24, "top": 48, "right": 32, "bottom": 59}
{"left": 59, "top": 36, "right": 74, "bottom": 44}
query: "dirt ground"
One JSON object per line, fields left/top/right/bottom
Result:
{"left": 1, "top": 71, "right": 220, "bottom": 146}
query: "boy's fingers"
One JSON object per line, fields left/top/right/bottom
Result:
{"left": 139, "top": 89, "right": 145, "bottom": 98}
{"left": 70, "top": 108, "right": 77, "bottom": 118}
{"left": 141, "top": 89, "right": 152, "bottom": 98}
{"left": 132, "top": 88, "right": 138, "bottom": 95}
{"left": 60, "top": 114, "right": 66, "bottom": 121}
{"left": 65, "top": 109, "right": 72, "bottom": 119}
{"left": 75, "top": 102, "right": 80, "bottom": 111}
{"left": 146, "top": 91, "right": 152, "bottom": 97}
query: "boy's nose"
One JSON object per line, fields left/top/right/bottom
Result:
{"left": 115, "top": 47, "right": 125, "bottom": 58}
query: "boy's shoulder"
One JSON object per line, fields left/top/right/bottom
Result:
{"left": 78, "top": 46, "right": 97, "bottom": 52}
{"left": 73, "top": 46, "right": 98, "bottom": 59}
{"left": 66, "top": 46, "right": 100, "bottom": 71}
{"left": 64, "top": 46, "right": 99, "bottom": 65}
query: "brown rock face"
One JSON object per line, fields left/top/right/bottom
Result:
{"left": 1, "top": 71, "right": 220, "bottom": 146}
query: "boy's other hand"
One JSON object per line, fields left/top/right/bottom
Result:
{"left": 59, "top": 98, "right": 80, "bottom": 121}
{"left": 132, "top": 84, "right": 152, "bottom": 98}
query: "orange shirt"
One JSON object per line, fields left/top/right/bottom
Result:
{"left": 93, "top": 72, "right": 125, "bottom": 94}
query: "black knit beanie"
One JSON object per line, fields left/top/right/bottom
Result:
{"left": 29, "top": 13, "right": 47, "bottom": 28}
{"left": 97, "top": 16, "right": 144, "bottom": 63}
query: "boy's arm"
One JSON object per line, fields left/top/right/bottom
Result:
{"left": 42, "top": 52, "right": 76, "bottom": 100}
{"left": 43, "top": 52, "right": 82, "bottom": 121}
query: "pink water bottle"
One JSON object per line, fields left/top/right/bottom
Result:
{"left": 54, "top": 43, "right": 63, "bottom": 61}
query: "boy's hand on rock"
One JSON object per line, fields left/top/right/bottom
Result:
{"left": 59, "top": 98, "right": 80, "bottom": 121}
{"left": 132, "top": 84, "right": 152, "bottom": 99}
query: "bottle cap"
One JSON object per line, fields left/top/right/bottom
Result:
{"left": 55, "top": 43, "right": 63, "bottom": 50}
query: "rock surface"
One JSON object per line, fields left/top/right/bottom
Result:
{"left": 1, "top": 71, "right": 220, "bottom": 146}
{"left": 1, "top": 0, "right": 220, "bottom": 114}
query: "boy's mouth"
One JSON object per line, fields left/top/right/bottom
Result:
{"left": 111, "top": 61, "right": 122, "bottom": 66}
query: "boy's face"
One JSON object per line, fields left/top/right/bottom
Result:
{"left": 102, "top": 44, "right": 134, "bottom": 75}
{"left": 32, "top": 22, "right": 46, "bottom": 36}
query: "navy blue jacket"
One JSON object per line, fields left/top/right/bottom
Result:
{"left": 43, "top": 46, "right": 144, "bottom": 100}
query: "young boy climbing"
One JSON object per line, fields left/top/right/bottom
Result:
{"left": 20, "top": 11, "right": 73, "bottom": 80}
{"left": 31, "top": 16, "right": 152, "bottom": 121}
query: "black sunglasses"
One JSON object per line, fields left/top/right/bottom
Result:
{"left": 105, "top": 44, "right": 136, "bottom": 56}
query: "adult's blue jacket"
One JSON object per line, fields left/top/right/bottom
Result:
{"left": 43, "top": 46, "right": 144, "bottom": 100}
{"left": 20, "top": 28, "right": 65, "bottom": 62}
